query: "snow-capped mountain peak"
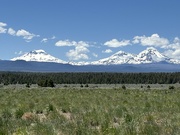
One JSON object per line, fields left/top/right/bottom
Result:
{"left": 135, "top": 47, "right": 169, "bottom": 63}
{"left": 30, "top": 49, "right": 47, "bottom": 54}
{"left": 91, "top": 50, "right": 135, "bottom": 65}
{"left": 11, "top": 49, "right": 66, "bottom": 64}
{"left": 138, "top": 47, "right": 161, "bottom": 57}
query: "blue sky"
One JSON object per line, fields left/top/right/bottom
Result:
{"left": 0, "top": 0, "right": 180, "bottom": 62}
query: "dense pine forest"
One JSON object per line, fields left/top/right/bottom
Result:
{"left": 0, "top": 72, "right": 180, "bottom": 85}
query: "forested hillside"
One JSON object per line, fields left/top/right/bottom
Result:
{"left": 0, "top": 72, "right": 180, "bottom": 84}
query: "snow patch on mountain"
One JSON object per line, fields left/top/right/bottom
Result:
{"left": 11, "top": 50, "right": 66, "bottom": 64}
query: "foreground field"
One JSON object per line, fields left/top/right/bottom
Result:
{"left": 0, "top": 87, "right": 180, "bottom": 135}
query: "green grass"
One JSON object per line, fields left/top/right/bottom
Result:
{"left": 0, "top": 87, "right": 180, "bottom": 134}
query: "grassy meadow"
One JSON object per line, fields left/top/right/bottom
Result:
{"left": 0, "top": 84, "right": 180, "bottom": 134}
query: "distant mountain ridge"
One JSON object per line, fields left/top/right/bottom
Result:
{"left": 11, "top": 47, "right": 180, "bottom": 65}
{"left": 0, "top": 60, "right": 180, "bottom": 72}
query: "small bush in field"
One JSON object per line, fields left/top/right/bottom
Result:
{"left": 48, "top": 104, "right": 54, "bottom": 112}
{"left": 37, "top": 79, "right": 55, "bottom": 87}
{"left": 61, "top": 108, "right": 67, "bottom": 113}
{"left": 26, "top": 83, "right": 30, "bottom": 88}
{"left": 122, "top": 85, "right": 126, "bottom": 90}
{"left": 85, "top": 84, "right": 89, "bottom": 87}
{"left": 169, "top": 86, "right": 175, "bottom": 90}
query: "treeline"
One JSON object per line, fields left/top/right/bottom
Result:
{"left": 0, "top": 72, "right": 180, "bottom": 85}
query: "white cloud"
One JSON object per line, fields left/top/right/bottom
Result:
{"left": 55, "top": 39, "right": 90, "bottom": 60}
{"left": 162, "top": 37, "right": 180, "bottom": 59}
{"left": 16, "top": 29, "right": 39, "bottom": 41}
{"left": 174, "top": 37, "right": 180, "bottom": 43}
{"left": 55, "top": 39, "right": 89, "bottom": 47}
{"left": 0, "top": 22, "right": 7, "bottom": 33}
{"left": 41, "top": 36, "right": 56, "bottom": 43}
{"left": 60, "top": 40, "right": 90, "bottom": 60}
{"left": 173, "top": 49, "right": 180, "bottom": 57}
{"left": 8, "top": 28, "right": 16, "bottom": 36}
{"left": 133, "top": 34, "right": 169, "bottom": 48}
{"left": 92, "top": 53, "right": 98, "bottom": 58}
{"left": 55, "top": 40, "right": 77, "bottom": 47}
{"left": 41, "top": 38, "right": 48, "bottom": 43}
{"left": 66, "top": 45, "right": 89, "bottom": 60}
{"left": 75, "top": 41, "right": 89, "bottom": 48}
{"left": 166, "top": 37, "right": 180, "bottom": 49}
{"left": 102, "top": 49, "right": 113, "bottom": 53}
{"left": 0, "top": 21, "right": 40, "bottom": 42}
{"left": 163, "top": 49, "right": 180, "bottom": 59}
{"left": 104, "top": 39, "right": 131, "bottom": 47}
{"left": 0, "top": 22, "right": 7, "bottom": 27}
{"left": 0, "top": 27, "right": 7, "bottom": 33}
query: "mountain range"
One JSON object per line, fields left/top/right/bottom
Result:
{"left": 0, "top": 47, "right": 179, "bottom": 72}
{"left": 91, "top": 47, "right": 180, "bottom": 65}
{"left": 10, "top": 47, "right": 180, "bottom": 65}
